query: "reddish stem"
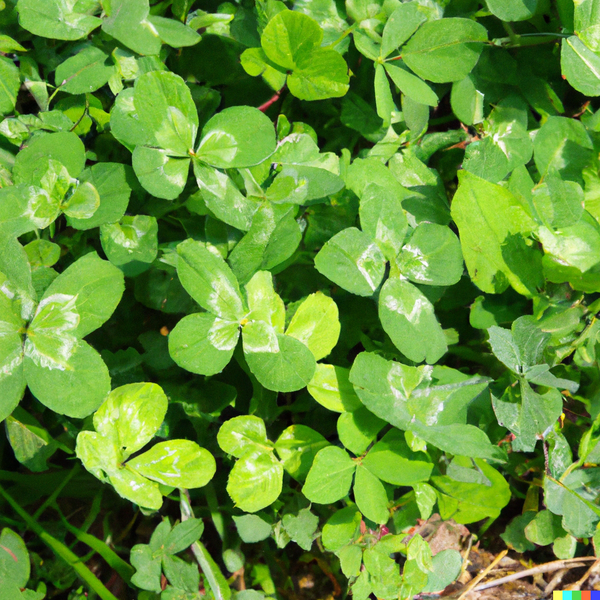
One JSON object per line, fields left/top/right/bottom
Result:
{"left": 258, "top": 89, "right": 282, "bottom": 112}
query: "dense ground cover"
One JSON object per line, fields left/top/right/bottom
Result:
{"left": 2, "top": 0, "right": 600, "bottom": 597}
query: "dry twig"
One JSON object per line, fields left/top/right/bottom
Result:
{"left": 456, "top": 549, "right": 508, "bottom": 599}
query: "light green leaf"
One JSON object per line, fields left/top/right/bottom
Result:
{"left": 176, "top": 239, "right": 245, "bottom": 321}
{"left": 315, "top": 227, "right": 386, "bottom": 297}
{"left": 62, "top": 182, "right": 100, "bottom": 220}
{"left": 337, "top": 406, "right": 385, "bottom": 455}
{"left": 193, "top": 161, "right": 258, "bottom": 231}
{"left": 307, "top": 364, "right": 362, "bottom": 413}
{"left": 533, "top": 116, "right": 593, "bottom": 182}
{"left": 287, "top": 47, "right": 350, "bottom": 101}
{"left": 243, "top": 325, "right": 316, "bottom": 392}
{"left": 378, "top": 277, "right": 447, "bottom": 364}
{"left": 362, "top": 429, "right": 433, "bottom": 486}
{"left": 169, "top": 313, "right": 239, "bottom": 376}
{"left": 302, "top": 446, "right": 356, "bottom": 503}
{"left": 384, "top": 64, "right": 438, "bottom": 107}
{"left": 234, "top": 514, "right": 272, "bottom": 543}
{"left": 282, "top": 508, "right": 319, "bottom": 551}
{"left": 133, "top": 147, "right": 190, "bottom": 200}
{"left": 561, "top": 36, "right": 600, "bottom": 96}
{"left": 0, "top": 365, "right": 26, "bottom": 424}
{"left": 451, "top": 76, "right": 484, "bottom": 126}
{"left": 227, "top": 449, "right": 283, "bottom": 513}
{"left": 381, "top": 2, "right": 428, "bottom": 59}
{"left": 128, "top": 440, "right": 216, "bottom": 488}
{"left": 13, "top": 131, "right": 86, "bottom": 180}
{"left": 402, "top": 18, "right": 487, "bottom": 83}
{"left": 229, "top": 204, "right": 301, "bottom": 285}
{"left": 24, "top": 340, "right": 110, "bottom": 418}
{"left": 322, "top": 506, "right": 361, "bottom": 552}
{"left": 422, "top": 549, "right": 462, "bottom": 593}
{"left": 101, "top": 0, "right": 161, "bottom": 56}
{"left": 359, "top": 183, "right": 408, "bottom": 261}
{"left": 0, "top": 528, "right": 30, "bottom": 587}
{"left": 197, "top": 106, "right": 276, "bottom": 169}
{"left": 23, "top": 293, "right": 79, "bottom": 370}
{"left": 286, "top": 292, "right": 340, "bottom": 360}
{"left": 93, "top": 382, "right": 168, "bottom": 458}
{"left": 398, "top": 223, "right": 463, "bottom": 286}
{"left": 217, "top": 415, "right": 271, "bottom": 458}
{"left": 451, "top": 170, "right": 540, "bottom": 295}
{"left": 16, "top": 0, "right": 102, "bottom": 40}
{"left": 40, "top": 251, "right": 125, "bottom": 338}
{"left": 261, "top": 10, "right": 322, "bottom": 70}
{"left": 524, "top": 509, "right": 565, "bottom": 546}
{"left": 55, "top": 46, "right": 115, "bottom": 94}
{"left": 274, "top": 424, "right": 329, "bottom": 481}
{"left": 147, "top": 15, "right": 201, "bottom": 48}
{"left": 0, "top": 57, "right": 20, "bottom": 116}
{"left": 68, "top": 163, "right": 131, "bottom": 230}
{"left": 244, "top": 271, "right": 285, "bottom": 332}
{"left": 486, "top": 0, "right": 538, "bottom": 21}
{"left": 100, "top": 215, "right": 158, "bottom": 266}
{"left": 354, "top": 465, "right": 389, "bottom": 525}
{"left": 135, "top": 70, "right": 198, "bottom": 155}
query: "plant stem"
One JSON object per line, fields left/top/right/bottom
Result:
{"left": 33, "top": 463, "right": 80, "bottom": 520}
{"left": 0, "top": 483, "right": 119, "bottom": 600}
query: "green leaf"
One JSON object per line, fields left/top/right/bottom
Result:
{"left": 274, "top": 424, "right": 329, "bottom": 481}
{"left": 362, "top": 429, "right": 433, "bottom": 486}
{"left": 13, "top": 131, "right": 86, "bottom": 180}
{"left": 384, "top": 64, "right": 438, "bottom": 107}
{"left": 378, "top": 277, "right": 447, "bottom": 364}
{"left": 24, "top": 340, "right": 110, "bottom": 418}
{"left": 55, "top": 47, "right": 115, "bottom": 94}
{"left": 398, "top": 223, "right": 463, "bottom": 286}
{"left": 422, "top": 549, "right": 462, "bottom": 593}
{"left": 176, "top": 239, "right": 245, "bottom": 321}
{"left": 307, "top": 364, "right": 363, "bottom": 413}
{"left": 337, "top": 406, "right": 385, "bottom": 455}
{"left": 128, "top": 440, "right": 216, "bottom": 488}
{"left": 381, "top": 2, "right": 428, "bottom": 59}
{"left": 68, "top": 163, "right": 131, "bottom": 230}
{"left": 561, "top": 36, "right": 600, "bottom": 96}
{"left": 244, "top": 271, "right": 285, "bottom": 332}
{"left": 287, "top": 47, "right": 350, "bottom": 101}
{"left": 134, "top": 70, "right": 198, "bottom": 156}
{"left": 40, "top": 251, "right": 125, "bottom": 338}
{"left": 285, "top": 292, "right": 340, "bottom": 360}
{"left": 147, "top": 15, "right": 201, "bottom": 49}
{"left": 0, "top": 57, "right": 20, "bottom": 116}
{"left": 282, "top": 508, "right": 319, "bottom": 551}
{"left": 354, "top": 465, "right": 389, "bottom": 524}
{"left": 169, "top": 313, "right": 239, "bottom": 376}
{"left": 193, "top": 161, "right": 258, "bottom": 231}
{"left": 533, "top": 116, "right": 593, "bottom": 182}
{"left": 227, "top": 449, "right": 283, "bottom": 513}
{"left": 233, "top": 514, "right": 272, "bottom": 543}
{"left": 0, "top": 528, "right": 30, "bottom": 587}
{"left": 228, "top": 204, "right": 301, "bottom": 285}
{"left": 485, "top": 0, "right": 538, "bottom": 21}
{"left": 374, "top": 63, "right": 396, "bottom": 124}
{"left": 93, "top": 382, "right": 168, "bottom": 458}
{"left": 533, "top": 170, "right": 584, "bottom": 229}
{"left": 16, "top": 0, "right": 102, "bottom": 40}
{"left": 524, "top": 509, "right": 565, "bottom": 546}
{"left": 302, "top": 446, "right": 356, "bottom": 503}
{"left": 101, "top": 0, "right": 161, "bottom": 56}
{"left": 451, "top": 171, "right": 540, "bottom": 295}
{"left": 62, "top": 182, "right": 100, "bottom": 220}
{"left": 322, "top": 507, "right": 361, "bottom": 552}
{"left": 132, "top": 147, "right": 190, "bottom": 201}
{"left": 315, "top": 227, "right": 386, "bottom": 297}
{"left": 401, "top": 18, "right": 487, "bottom": 83}
{"left": 359, "top": 183, "right": 408, "bottom": 261}
{"left": 243, "top": 324, "right": 316, "bottom": 392}
{"left": 451, "top": 76, "right": 484, "bottom": 126}
{"left": 217, "top": 415, "right": 271, "bottom": 458}
{"left": 100, "top": 215, "right": 158, "bottom": 266}
{"left": 432, "top": 458, "right": 511, "bottom": 523}
{"left": 196, "top": 106, "right": 276, "bottom": 169}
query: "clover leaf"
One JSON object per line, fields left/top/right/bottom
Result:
{"left": 76, "top": 383, "right": 216, "bottom": 510}
{"left": 0, "top": 251, "right": 124, "bottom": 421}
